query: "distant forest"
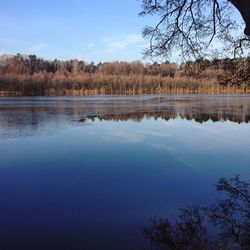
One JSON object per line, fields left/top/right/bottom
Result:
{"left": 0, "top": 54, "right": 249, "bottom": 96}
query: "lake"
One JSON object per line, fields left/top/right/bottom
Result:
{"left": 0, "top": 94, "right": 250, "bottom": 250}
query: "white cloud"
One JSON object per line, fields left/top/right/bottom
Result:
{"left": 98, "top": 34, "right": 147, "bottom": 54}
{"left": 28, "top": 43, "right": 48, "bottom": 53}
{"left": 139, "top": 130, "right": 174, "bottom": 138}
{"left": 103, "top": 129, "right": 144, "bottom": 144}
{"left": 87, "top": 43, "right": 95, "bottom": 48}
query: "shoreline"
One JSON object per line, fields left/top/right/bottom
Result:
{"left": 1, "top": 87, "right": 250, "bottom": 97}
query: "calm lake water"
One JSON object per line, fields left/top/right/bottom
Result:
{"left": 0, "top": 94, "right": 250, "bottom": 250}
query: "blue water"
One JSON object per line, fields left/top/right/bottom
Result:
{"left": 0, "top": 95, "right": 250, "bottom": 250}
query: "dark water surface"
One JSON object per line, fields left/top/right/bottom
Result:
{"left": 0, "top": 95, "right": 250, "bottom": 250}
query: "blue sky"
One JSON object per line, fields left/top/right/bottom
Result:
{"left": 0, "top": 0, "right": 154, "bottom": 62}
{"left": 0, "top": 0, "right": 246, "bottom": 62}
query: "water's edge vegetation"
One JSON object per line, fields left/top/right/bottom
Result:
{"left": 0, "top": 54, "right": 249, "bottom": 96}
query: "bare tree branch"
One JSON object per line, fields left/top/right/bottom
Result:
{"left": 139, "top": 0, "right": 250, "bottom": 60}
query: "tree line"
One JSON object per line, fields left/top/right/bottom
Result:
{"left": 0, "top": 54, "right": 249, "bottom": 96}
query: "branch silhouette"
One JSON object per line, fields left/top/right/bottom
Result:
{"left": 144, "top": 175, "right": 250, "bottom": 249}
{"left": 139, "top": 0, "right": 250, "bottom": 59}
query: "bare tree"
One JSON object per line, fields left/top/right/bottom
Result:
{"left": 208, "top": 175, "right": 250, "bottom": 248}
{"left": 144, "top": 206, "right": 208, "bottom": 250}
{"left": 230, "top": 1, "right": 250, "bottom": 36}
{"left": 144, "top": 175, "right": 250, "bottom": 250}
{"left": 139, "top": 0, "right": 250, "bottom": 59}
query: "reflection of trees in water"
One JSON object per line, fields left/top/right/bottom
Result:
{"left": 144, "top": 176, "right": 250, "bottom": 250}
{"left": 92, "top": 111, "right": 250, "bottom": 124}
{"left": 0, "top": 96, "right": 250, "bottom": 134}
